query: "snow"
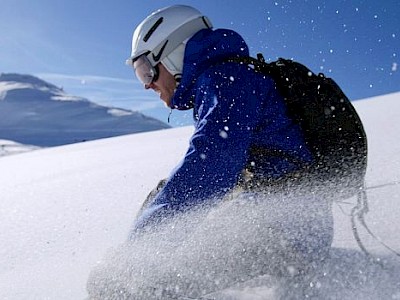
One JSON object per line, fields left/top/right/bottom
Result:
{"left": 0, "top": 92, "right": 400, "bottom": 299}
{"left": 0, "top": 139, "right": 41, "bottom": 157}
{"left": 107, "top": 108, "right": 134, "bottom": 117}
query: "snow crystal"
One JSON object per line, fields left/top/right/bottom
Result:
{"left": 219, "top": 130, "right": 228, "bottom": 139}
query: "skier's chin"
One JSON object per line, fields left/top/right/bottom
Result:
{"left": 160, "top": 96, "right": 172, "bottom": 108}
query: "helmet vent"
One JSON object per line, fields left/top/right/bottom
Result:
{"left": 143, "top": 17, "right": 164, "bottom": 42}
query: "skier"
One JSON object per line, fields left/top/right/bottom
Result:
{"left": 85, "top": 5, "right": 370, "bottom": 299}
{"left": 126, "top": 4, "right": 335, "bottom": 266}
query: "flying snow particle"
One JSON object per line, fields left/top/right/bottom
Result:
{"left": 392, "top": 62, "right": 398, "bottom": 72}
{"left": 287, "top": 266, "right": 297, "bottom": 276}
{"left": 219, "top": 131, "right": 228, "bottom": 139}
{"left": 229, "top": 76, "right": 235, "bottom": 82}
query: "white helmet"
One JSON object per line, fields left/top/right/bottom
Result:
{"left": 126, "top": 5, "right": 212, "bottom": 80}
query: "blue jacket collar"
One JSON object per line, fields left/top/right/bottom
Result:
{"left": 171, "top": 29, "right": 249, "bottom": 110}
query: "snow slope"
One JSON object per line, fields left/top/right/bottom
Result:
{"left": 0, "top": 92, "right": 399, "bottom": 299}
{"left": 0, "top": 73, "right": 170, "bottom": 147}
{"left": 0, "top": 139, "right": 40, "bottom": 157}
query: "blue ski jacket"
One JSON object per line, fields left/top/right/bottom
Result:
{"left": 133, "top": 28, "right": 313, "bottom": 231}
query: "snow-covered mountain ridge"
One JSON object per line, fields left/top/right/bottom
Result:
{"left": 0, "top": 73, "right": 170, "bottom": 147}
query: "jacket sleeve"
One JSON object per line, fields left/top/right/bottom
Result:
{"left": 133, "top": 67, "right": 264, "bottom": 231}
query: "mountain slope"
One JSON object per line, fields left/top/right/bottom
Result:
{"left": 0, "top": 139, "right": 40, "bottom": 157}
{"left": 0, "top": 92, "right": 399, "bottom": 299}
{"left": 0, "top": 73, "right": 170, "bottom": 146}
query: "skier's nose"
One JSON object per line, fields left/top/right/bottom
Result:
{"left": 145, "top": 82, "right": 156, "bottom": 90}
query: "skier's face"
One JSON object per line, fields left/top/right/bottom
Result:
{"left": 145, "top": 63, "right": 176, "bottom": 108}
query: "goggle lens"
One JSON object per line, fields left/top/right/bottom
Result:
{"left": 132, "top": 55, "right": 159, "bottom": 85}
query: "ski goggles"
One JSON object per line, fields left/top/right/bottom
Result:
{"left": 127, "top": 54, "right": 159, "bottom": 85}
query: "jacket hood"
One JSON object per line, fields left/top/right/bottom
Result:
{"left": 171, "top": 29, "right": 249, "bottom": 110}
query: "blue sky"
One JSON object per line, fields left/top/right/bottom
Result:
{"left": 1, "top": 0, "right": 399, "bottom": 126}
